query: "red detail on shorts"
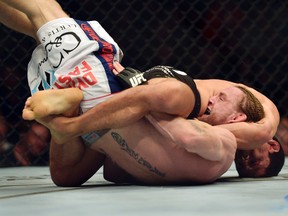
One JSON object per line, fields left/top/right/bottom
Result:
{"left": 54, "top": 60, "right": 98, "bottom": 90}
{"left": 80, "top": 23, "right": 114, "bottom": 71}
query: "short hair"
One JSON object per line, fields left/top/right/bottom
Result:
{"left": 264, "top": 136, "right": 285, "bottom": 177}
{"left": 235, "top": 86, "right": 265, "bottom": 122}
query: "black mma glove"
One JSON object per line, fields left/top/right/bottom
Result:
{"left": 115, "top": 67, "right": 147, "bottom": 88}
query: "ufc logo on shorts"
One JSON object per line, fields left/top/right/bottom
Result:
{"left": 129, "top": 74, "right": 147, "bottom": 87}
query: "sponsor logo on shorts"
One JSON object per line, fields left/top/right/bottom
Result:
{"left": 54, "top": 60, "right": 97, "bottom": 89}
{"left": 39, "top": 32, "right": 81, "bottom": 70}
{"left": 79, "top": 22, "right": 115, "bottom": 72}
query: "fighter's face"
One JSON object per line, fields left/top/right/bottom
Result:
{"left": 198, "top": 87, "right": 245, "bottom": 125}
{"left": 234, "top": 143, "right": 271, "bottom": 177}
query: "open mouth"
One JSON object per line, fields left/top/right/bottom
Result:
{"left": 204, "top": 107, "right": 211, "bottom": 115}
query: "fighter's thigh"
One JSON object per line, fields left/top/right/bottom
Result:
{"left": 2, "top": 0, "right": 68, "bottom": 29}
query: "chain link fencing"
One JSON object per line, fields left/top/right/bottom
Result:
{"left": 0, "top": 0, "right": 287, "bottom": 166}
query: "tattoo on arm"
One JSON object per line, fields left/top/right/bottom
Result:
{"left": 111, "top": 132, "right": 165, "bottom": 177}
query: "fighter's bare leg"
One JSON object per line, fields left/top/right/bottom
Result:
{"left": 0, "top": 2, "right": 36, "bottom": 38}
{"left": 22, "top": 88, "right": 83, "bottom": 120}
{"left": 1, "top": 0, "right": 68, "bottom": 29}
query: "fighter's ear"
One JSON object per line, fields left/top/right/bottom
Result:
{"left": 267, "top": 139, "right": 280, "bottom": 153}
{"left": 228, "top": 113, "right": 247, "bottom": 123}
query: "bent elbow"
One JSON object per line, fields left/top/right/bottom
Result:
{"left": 261, "top": 120, "right": 276, "bottom": 143}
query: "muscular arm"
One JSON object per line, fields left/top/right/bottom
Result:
{"left": 54, "top": 78, "right": 196, "bottom": 140}
{"left": 146, "top": 113, "right": 237, "bottom": 162}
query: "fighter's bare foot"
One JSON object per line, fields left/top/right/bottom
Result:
{"left": 22, "top": 88, "right": 83, "bottom": 120}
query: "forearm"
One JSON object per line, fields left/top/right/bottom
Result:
{"left": 218, "top": 120, "right": 273, "bottom": 150}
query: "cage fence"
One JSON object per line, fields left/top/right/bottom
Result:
{"left": 0, "top": 0, "right": 287, "bottom": 166}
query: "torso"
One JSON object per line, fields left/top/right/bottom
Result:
{"left": 90, "top": 118, "right": 233, "bottom": 184}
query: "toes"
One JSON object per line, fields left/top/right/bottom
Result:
{"left": 22, "top": 109, "right": 35, "bottom": 120}
{"left": 24, "top": 97, "right": 32, "bottom": 108}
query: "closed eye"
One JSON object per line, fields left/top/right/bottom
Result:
{"left": 219, "top": 92, "right": 226, "bottom": 101}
